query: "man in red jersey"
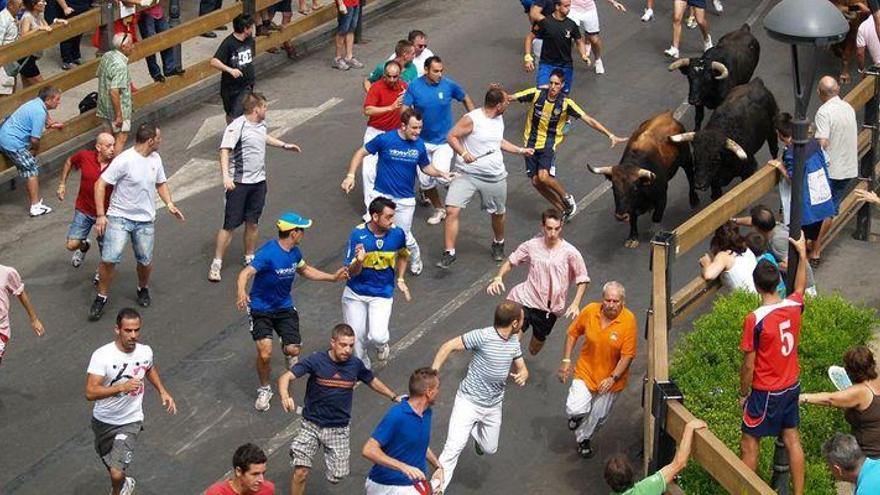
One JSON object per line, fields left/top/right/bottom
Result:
{"left": 205, "top": 443, "right": 275, "bottom": 495}
{"left": 738, "top": 232, "right": 809, "bottom": 495}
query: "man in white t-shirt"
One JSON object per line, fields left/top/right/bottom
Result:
{"left": 439, "top": 85, "right": 533, "bottom": 269}
{"left": 90, "top": 123, "right": 185, "bottom": 321}
{"left": 207, "top": 92, "right": 301, "bottom": 282}
{"left": 387, "top": 30, "right": 434, "bottom": 77}
{"left": 857, "top": 14, "right": 880, "bottom": 70}
{"left": 814, "top": 76, "right": 859, "bottom": 209}
{"left": 85, "top": 307, "right": 176, "bottom": 495}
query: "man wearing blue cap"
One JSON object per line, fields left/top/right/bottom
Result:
{"left": 236, "top": 212, "right": 349, "bottom": 412}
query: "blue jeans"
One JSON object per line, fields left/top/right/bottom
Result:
{"left": 101, "top": 216, "right": 155, "bottom": 265}
{"left": 138, "top": 14, "right": 177, "bottom": 79}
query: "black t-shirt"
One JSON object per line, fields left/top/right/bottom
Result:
{"left": 537, "top": 16, "right": 581, "bottom": 66}
{"left": 214, "top": 34, "right": 256, "bottom": 94}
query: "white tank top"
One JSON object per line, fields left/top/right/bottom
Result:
{"left": 721, "top": 249, "right": 758, "bottom": 293}
{"left": 456, "top": 108, "right": 507, "bottom": 181}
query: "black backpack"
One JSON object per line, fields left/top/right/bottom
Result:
{"left": 79, "top": 92, "right": 98, "bottom": 114}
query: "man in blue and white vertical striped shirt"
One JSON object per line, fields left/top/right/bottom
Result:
{"left": 430, "top": 300, "right": 528, "bottom": 492}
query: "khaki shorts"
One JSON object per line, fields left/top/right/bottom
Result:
{"left": 445, "top": 173, "right": 507, "bottom": 214}
{"left": 106, "top": 119, "right": 131, "bottom": 134}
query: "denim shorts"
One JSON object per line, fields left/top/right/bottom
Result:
{"left": 337, "top": 5, "right": 360, "bottom": 34}
{"left": 101, "top": 216, "right": 155, "bottom": 265}
{"left": 67, "top": 209, "right": 97, "bottom": 240}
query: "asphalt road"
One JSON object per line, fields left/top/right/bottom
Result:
{"left": 0, "top": 0, "right": 850, "bottom": 493}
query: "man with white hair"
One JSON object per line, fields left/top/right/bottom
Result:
{"left": 557, "top": 281, "right": 637, "bottom": 459}
{"left": 96, "top": 32, "right": 134, "bottom": 157}
{"left": 815, "top": 76, "right": 858, "bottom": 210}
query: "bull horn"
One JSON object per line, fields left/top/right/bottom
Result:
{"left": 711, "top": 61, "right": 729, "bottom": 80}
{"left": 725, "top": 138, "right": 748, "bottom": 160}
{"left": 637, "top": 169, "right": 656, "bottom": 181}
{"left": 669, "top": 132, "right": 696, "bottom": 143}
{"left": 587, "top": 164, "right": 613, "bottom": 176}
{"left": 667, "top": 58, "right": 690, "bottom": 71}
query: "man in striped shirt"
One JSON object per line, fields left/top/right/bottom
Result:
{"left": 510, "top": 69, "right": 626, "bottom": 221}
{"left": 431, "top": 300, "right": 528, "bottom": 492}
{"left": 208, "top": 93, "right": 301, "bottom": 282}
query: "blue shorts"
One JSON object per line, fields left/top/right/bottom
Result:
{"left": 536, "top": 64, "right": 573, "bottom": 94}
{"left": 742, "top": 383, "right": 800, "bottom": 438}
{"left": 101, "top": 216, "right": 155, "bottom": 265}
{"left": 68, "top": 209, "right": 97, "bottom": 240}
{"left": 1, "top": 147, "right": 39, "bottom": 178}
{"left": 829, "top": 178, "right": 852, "bottom": 210}
{"left": 525, "top": 150, "right": 556, "bottom": 178}
{"left": 683, "top": 0, "right": 706, "bottom": 8}
{"left": 337, "top": 5, "right": 360, "bottom": 34}
{"left": 270, "top": 0, "right": 292, "bottom": 13}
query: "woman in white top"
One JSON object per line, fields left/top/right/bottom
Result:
{"left": 0, "top": 0, "right": 22, "bottom": 93}
{"left": 18, "top": 0, "right": 67, "bottom": 88}
{"left": 700, "top": 221, "right": 757, "bottom": 293}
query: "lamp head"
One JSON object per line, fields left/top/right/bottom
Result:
{"left": 763, "top": 0, "right": 849, "bottom": 46}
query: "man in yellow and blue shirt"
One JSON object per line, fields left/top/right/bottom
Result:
{"left": 342, "top": 197, "right": 411, "bottom": 369}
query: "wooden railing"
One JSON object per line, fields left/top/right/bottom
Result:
{"left": 0, "top": 0, "right": 352, "bottom": 177}
{"left": 643, "top": 73, "right": 879, "bottom": 494}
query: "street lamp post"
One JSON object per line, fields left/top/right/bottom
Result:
{"left": 763, "top": 2, "right": 848, "bottom": 493}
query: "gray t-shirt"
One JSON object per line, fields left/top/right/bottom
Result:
{"left": 102, "top": 147, "right": 167, "bottom": 223}
{"left": 769, "top": 224, "right": 815, "bottom": 289}
{"left": 458, "top": 327, "right": 523, "bottom": 407}
{"left": 220, "top": 116, "right": 267, "bottom": 184}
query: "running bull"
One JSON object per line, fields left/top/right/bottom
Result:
{"left": 668, "top": 23, "right": 760, "bottom": 130}
{"left": 587, "top": 111, "right": 695, "bottom": 248}
{"left": 668, "top": 77, "right": 779, "bottom": 200}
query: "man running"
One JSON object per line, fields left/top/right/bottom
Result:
{"left": 0, "top": 263, "right": 45, "bottom": 366}
{"left": 432, "top": 300, "right": 528, "bottom": 492}
{"left": 487, "top": 209, "right": 589, "bottom": 355}
{"left": 510, "top": 71, "right": 626, "bottom": 220}
{"left": 558, "top": 281, "right": 636, "bottom": 458}
{"left": 341, "top": 197, "right": 410, "bottom": 368}
{"left": 205, "top": 443, "right": 275, "bottom": 495}
{"left": 664, "top": 0, "right": 712, "bottom": 59}
{"left": 363, "top": 367, "right": 444, "bottom": 494}
{"left": 236, "top": 212, "right": 348, "bottom": 412}
{"left": 387, "top": 30, "right": 434, "bottom": 77}
{"left": 403, "top": 56, "right": 475, "bottom": 225}
{"left": 567, "top": 0, "right": 626, "bottom": 75}
{"left": 524, "top": 0, "right": 590, "bottom": 94}
{"left": 341, "top": 108, "right": 454, "bottom": 275}
{"left": 208, "top": 92, "right": 301, "bottom": 282}
{"left": 91, "top": 123, "right": 185, "bottom": 321}
{"left": 364, "top": 39, "right": 417, "bottom": 92}
{"left": 439, "top": 84, "right": 533, "bottom": 268}
{"left": 738, "top": 235, "right": 810, "bottom": 495}
{"left": 85, "top": 307, "right": 177, "bottom": 495}
{"left": 278, "top": 323, "right": 401, "bottom": 494}
{"left": 57, "top": 132, "right": 115, "bottom": 270}
{"left": 360, "top": 61, "right": 408, "bottom": 214}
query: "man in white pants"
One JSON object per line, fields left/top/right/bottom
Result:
{"left": 341, "top": 108, "right": 454, "bottom": 276}
{"left": 439, "top": 84, "right": 533, "bottom": 269}
{"left": 568, "top": 0, "right": 626, "bottom": 74}
{"left": 557, "top": 281, "right": 637, "bottom": 458}
{"left": 342, "top": 197, "right": 411, "bottom": 368}
{"left": 431, "top": 300, "right": 529, "bottom": 491}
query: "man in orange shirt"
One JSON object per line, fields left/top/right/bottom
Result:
{"left": 558, "top": 281, "right": 636, "bottom": 458}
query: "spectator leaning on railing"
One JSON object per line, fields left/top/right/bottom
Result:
{"left": 18, "top": 0, "right": 68, "bottom": 88}
{"left": 0, "top": 85, "right": 64, "bottom": 216}
{"left": 0, "top": 0, "right": 21, "bottom": 94}
{"left": 97, "top": 32, "right": 134, "bottom": 157}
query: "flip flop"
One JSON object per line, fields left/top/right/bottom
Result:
{"left": 809, "top": 258, "right": 822, "bottom": 267}
{"left": 298, "top": 9, "right": 310, "bottom": 15}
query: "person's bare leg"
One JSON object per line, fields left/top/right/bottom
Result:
{"left": 694, "top": 7, "right": 710, "bottom": 42}
{"left": 537, "top": 169, "right": 568, "bottom": 203}
{"left": 811, "top": 219, "right": 832, "bottom": 260}
{"left": 588, "top": 34, "right": 601, "bottom": 61}
{"left": 244, "top": 223, "right": 259, "bottom": 257}
{"left": 255, "top": 339, "right": 273, "bottom": 387}
{"left": 528, "top": 335, "right": 545, "bottom": 355}
{"left": 213, "top": 228, "right": 234, "bottom": 261}
{"left": 424, "top": 187, "right": 443, "bottom": 210}
{"left": 291, "top": 466, "right": 310, "bottom": 495}
{"left": 491, "top": 213, "right": 504, "bottom": 241}
{"left": 782, "top": 428, "right": 805, "bottom": 495}
{"left": 136, "top": 262, "right": 152, "bottom": 289}
{"left": 444, "top": 206, "right": 461, "bottom": 252}
{"left": 345, "top": 32, "right": 355, "bottom": 60}
{"left": 671, "top": 0, "right": 685, "bottom": 49}
{"left": 740, "top": 434, "right": 760, "bottom": 471}
{"left": 531, "top": 177, "right": 565, "bottom": 211}
{"left": 97, "top": 262, "right": 115, "bottom": 296}
{"left": 335, "top": 33, "right": 345, "bottom": 60}
{"left": 108, "top": 467, "right": 126, "bottom": 495}
{"left": 113, "top": 132, "right": 128, "bottom": 157}
{"left": 66, "top": 239, "right": 85, "bottom": 251}
{"left": 25, "top": 176, "right": 39, "bottom": 206}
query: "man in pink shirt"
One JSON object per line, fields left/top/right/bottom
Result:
{"left": 487, "top": 208, "right": 589, "bottom": 355}
{"left": 857, "top": 14, "right": 880, "bottom": 72}
{"left": 0, "top": 264, "right": 45, "bottom": 365}
{"left": 204, "top": 443, "right": 275, "bottom": 495}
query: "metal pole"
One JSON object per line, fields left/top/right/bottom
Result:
{"left": 354, "top": 0, "right": 365, "bottom": 44}
{"left": 168, "top": 0, "right": 181, "bottom": 70}
{"left": 855, "top": 70, "right": 880, "bottom": 240}
{"left": 99, "top": 0, "right": 115, "bottom": 54}
{"left": 770, "top": 437, "right": 791, "bottom": 495}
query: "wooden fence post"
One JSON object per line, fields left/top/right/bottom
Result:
{"left": 855, "top": 71, "right": 879, "bottom": 241}
{"left": 99, "top": 0, "right": 115, "bottom": 54}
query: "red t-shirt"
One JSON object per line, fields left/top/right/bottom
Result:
{"left": 71, "top": 150, "right": 112, "bottom": 217}
{"left": 364, "top": 79, "right": 407, "bottom": 131}
{"left": 740, "top": 293, "right": 804, "bottom": 391}
{"left": 343, "top": 0, "right": 360, "bottom": 8}
{"left": 204, "top": 479, "right": 275, "bottom": 495}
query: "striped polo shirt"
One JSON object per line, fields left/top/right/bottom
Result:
{"left": 458, "top": 327, "right": 523, "bottom": 407}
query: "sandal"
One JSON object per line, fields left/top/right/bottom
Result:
{"left": 809, "top": 258, "right": 822, "bottom": 267}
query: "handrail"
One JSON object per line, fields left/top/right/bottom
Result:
{"left": 0, "top": 9, "right": 101, "bottom": 68}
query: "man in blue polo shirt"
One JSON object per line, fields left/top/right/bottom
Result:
{"left": 341, "top": 108, "right": 453, "bottom": 276}
{"left": 278, "top": 323, "right": 401, "bottom": 495}
{"left": 403, "top": 56, "right": 474, "bottom": 225}
{"left": 0, "top": 86, "right": 63, "bottom": 216}
{"left": 236, "top": 212, "right": 348, "bottom": 412}
{"left": 363, "top": 367, "right": 443, "bottom": 494}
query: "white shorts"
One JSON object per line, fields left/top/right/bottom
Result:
{"left": 418, "top": 142, "right": 454, "bottom": 190}
{"left": 568, "top": 7, "right": 600, "bottom": 34}
{"left": 362, "top": 126, "right": 385, "bottom": 213}
{"left": 365, "top": 478, "right": 423, "bottom": 494}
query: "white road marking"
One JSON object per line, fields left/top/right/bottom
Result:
{"left": 156, "top": 158, "right": 217, "bottom": 208}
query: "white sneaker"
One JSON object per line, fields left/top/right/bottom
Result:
{"left": 376, "top": 343, "right": 390, "bottom": 363}
{"left": 285, "top": 353, "right": 299, "bottom": 370}
{"left": 119, "top": 477, "right": 136, "bottom": 495}
{"left": 686, "top": 14, "right": 697, "bottom": 29}
{"left": 594, "top": 58, "right": 605, "bottom": 74}
{"left": 703, "top": 35, "right": 714, "bottom": 51}
{"left": 29, "top": 200, "right": 53, "bottom": 217}
{"left": 641, "top": 8, "right": 653, "bottom": 21}
{"left": 243, "top": 254, "right": 255, "bottom": 266}
{"left": 426, "top": 208, "right": 446, "bottom": 225}
{"left": 409, "top": 257, "right": 423, "bottom": 276}
{"left": 255, "top": 386, "right": 273, "bottom": 411}
{"left": 713, "top": 0, "right": 723, "bottom": 13}
{"left": 208, "top": 259, "right": 222, "bottom": 282}
{"left": 72, "top": 239, "right": 90, "bottom": 268}
{"left": 664, "top": 46, "right": 680, "bottom": 58}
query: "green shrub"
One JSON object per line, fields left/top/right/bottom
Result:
{"left": 669, "top": 291, "right": 877, "bottom": 494}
